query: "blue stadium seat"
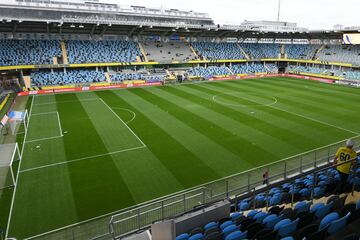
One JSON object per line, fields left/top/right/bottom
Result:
{"left": 191, "top": 42, "right": 245, "bottom": 60}
{"left": 222, "top": 224, "right": 239, "bottom": 237}
{"left": 176, "top": 233, "right": 190, "bottom": 240}
{"left": 204, "top": 221, "right": 218, "bottom": 231}
{"left": 254, "top": 211, "right": 268, "bottom": 223}
{"left": 294, "top": 201, "right": 310, "bottom": 214}
{"left": 0, "top": 40, "right": 61, "bottom": 66}
{"left": 274, "top": 218, "right": 291, "bottom": 231}
{"left": 188, "top": 233, "right": 203, "bottom": 240}
{"left": 314, "top": 202, "right": 333, "bottom": 219}
{"left": 247, "top": 210, "right": 259, "bottom": 218}
{"left": 319, "top": 212, "right": 340, "bottom": 230}
{"left": 220, "top": 220, "right": 233, "bottom": 231}
{"left": 66, "top": 40, "right": 142, "bottom": 63}
{"left": 277, "top": 218, "right": 299, "bottom": 238}
{"left": 327, "top": 212, "right": 351, "bottom": 235}
{"left": 225, "top": 230, "right": 247, "bottom": 240}
{"left": 263, "top": 214, "right": 283, "bottom": 229}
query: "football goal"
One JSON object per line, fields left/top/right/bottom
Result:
{"left": 0, "top": 110, "right": 29, "bottom": 137}
{"left": 0, "top": 143, "right": 21, "bottom": 190}
{"left": 0, "top": 110, "right": 28, "bottom": 190}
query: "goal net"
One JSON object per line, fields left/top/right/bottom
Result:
{"left": 8, "top": 110, "right": 29, "bottom": 135}
{"left": 0, "top": 143, "right": 21, "bottom": 190}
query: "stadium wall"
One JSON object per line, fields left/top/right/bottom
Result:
{"left": 17, "top": 82, "right": 163, "bottom": 96}
{"left": 0, "top": 59, "right": 354, "bottom": 72}
{"left": 0, "top": 94, "right": 10, "bottom": 111}
{"left": 17, "top": 74, "right": 335, "bottom": 96}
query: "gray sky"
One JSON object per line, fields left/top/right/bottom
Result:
{"left": 109, "top": 0, "right": 359, "bottom": 30}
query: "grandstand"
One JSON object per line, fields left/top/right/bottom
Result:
{"left": 0, "top": 0, "right": 359, "bottom": 240}
{"left": 66, "top": 40, "right": 142, "bottom": 63}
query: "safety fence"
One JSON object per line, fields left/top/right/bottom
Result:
{"left": 27, "top": 136, "right": 360, "bottom": 240}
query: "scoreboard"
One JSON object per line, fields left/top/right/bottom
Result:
{"left": 343, "top": 33, "right": 360, "bottom": 44}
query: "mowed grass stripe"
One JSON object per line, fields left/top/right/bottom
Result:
{"left": 256, "top": 78, "right": 360, "bottom": 116}
{"left": 161, "top": 84, "right": 310, "bottom": 156}
{"left": 240, "top": 78, "right": 360, "bottom": 122}
{"left": 274, "top": 77, "right": 360, "bottom": 98}
{"left": 95, "top": 91, "right": 184, "bottom": 203}
{"left": 100, "top": 90, "right": 219, "bottom": 188}
{"left": 203, "top": 81, "right": 355, "bottom": 139}
{"left": 183, "top": 83, "right": 327, "bottom": 149}
{"left": 132, "top": 88, "right": 257, "bottom": 173}
{"left": 220, "top": 79, "right": 360, "bottom": 135}
{"left": 9, "top": 166, "right": 79, "bottom": 239}
{"left": 55, "top": 93, "right": 136, "bottom": 220}
{"left": 149, "top": 86, "right": 295, "bottom": 162}
{"left": 9, "top": 96, "right": 78, "bottom": 239}
{"left": 1, "top": 96, "right": 30, "bottom": 236}
{"left": 78, "top": 93, "right": 142, "bottom": 151}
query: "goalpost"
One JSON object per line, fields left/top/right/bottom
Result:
{"left": 0, "top": 110, "right": 29, "bottom": 137}
{"left": 0, "top": 143, "right": 21, "bottom": 190}
{"left": 8, "top": 110, "right": 29, "bottom": 136}
{"left": 0, "top": 110, "right": 29, "bottom": 190}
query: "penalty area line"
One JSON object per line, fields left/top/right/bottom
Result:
{"left": 19, "top": 145, "right": 147, "bottom": 173}
{"left": 31, "top": 111, "right": 58, "bottom": 116}
{"left": 56, "top": 111, "right": 64, "bottom": 136}
{"left": 25, "top": 135, "right": 63, "bottom": 143}
{"left": 99, "top": 98, "right": 146, "bottom": 147}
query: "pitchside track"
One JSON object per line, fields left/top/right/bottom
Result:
{"left": 5, "top": 77, "right": 360, "bottom": 239}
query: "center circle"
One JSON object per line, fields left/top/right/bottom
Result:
{"left": 111, "top": 107, "right": 136, "bottom": 124}
{"left": 212, "top": 92, "right": 277, "bottom": 107}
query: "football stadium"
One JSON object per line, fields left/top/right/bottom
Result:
{"left": 0, "top": 0, "right": 360, "bottom": 239}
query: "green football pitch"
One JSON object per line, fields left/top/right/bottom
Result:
{"left": 4, "top": 77, "right": 360, "bottom": 239}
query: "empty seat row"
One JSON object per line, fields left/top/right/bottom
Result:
{"left": 177, "top": 196, "right": 360, "bottom": 240}
{"left": 0, "top": 40, "right": 61, "bottom": 66}
{"left": 66, "top": 40, "right": 142, "bottom": 63}
{"left": 31, "top": 69, "right": 106, "bottom": 86}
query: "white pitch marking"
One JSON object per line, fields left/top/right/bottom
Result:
{"left": 25, "top": 135, "right": 63, "bottom": 143}
{"left": 56, "top": 111, "right": 64, "bottom": 136}
{"left": 19, "top": 145, "right": 146, "bottom": 173}
{"left": 22, "top": 134, "right": 360, "bottom": 240}
{"left": 33, "top": 98, "right": 99, "bottom": 106}
{"left": 111, "top": 107, "right": 137, "bottom": 124}
{"left": 212, "top": 91, "right": 359, "bottom": 136}
{"left": 99, "top": 98, "right": 146, "bottom": 147}
{"left": 272, "top": 106, "right": 360, "bottom": 135}
{"left": 31, "top": 111, "right": 57, "bottom": 116}
{"left": 212, "top": 91, "right": 278, "bottom": 107}
{"left": 5, "top": 95, "right": 34, "bottom": 239}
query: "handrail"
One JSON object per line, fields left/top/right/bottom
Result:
{"left": 108, "top": 139, "right": 359, "bottom": 239}
{"left": 26, "top": 136, "right": 359, "bottom": 240}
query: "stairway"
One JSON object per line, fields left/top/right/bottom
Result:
{"left": 237, "top": 43, "right": 250, "bottom": 60}
{"left": 186, "top": 41, "right": 200, "bottom": 60}
{"left": 227, "top": 66, "right": 234, "bottom": 75}
{"left": 313, "top": 44, "right": 325, "bottom": 60}
{"left": 138, "top": 42, "right": 149, "bottom": 62}
{"left": 105, "top": 72, "right": 112, "bottom": 83}
{"left": 60, "top": 41, "right": 69, "bottom": 64}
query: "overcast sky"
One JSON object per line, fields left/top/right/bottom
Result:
{"left": 109, "top": 0, "right": 359, "bottom": 30}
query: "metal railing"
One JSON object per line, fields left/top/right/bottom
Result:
{"left": 108, "top": 136, "right": 360, "bottom": 239}
{"left": 28, "top": 136, "right": 360, "bottom": 240}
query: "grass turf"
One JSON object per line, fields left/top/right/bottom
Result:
{"left": 5, "top": 77, "right": 360, "bottom": 239}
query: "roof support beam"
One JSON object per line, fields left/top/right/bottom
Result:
{"left": 12, "top": 22, "right": 18, "bottom": 35}
{"left": 100, "top": 25, "right": 108, "bottom": 36}
{"left": 90, "top": 25, "right": 97, "bottom": 36}
{"left": 128, "top": 26, "right": 138, "bottom": 36}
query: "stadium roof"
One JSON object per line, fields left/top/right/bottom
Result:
{"left": 0, "top": 0, "right": 355, "bottom": 40}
